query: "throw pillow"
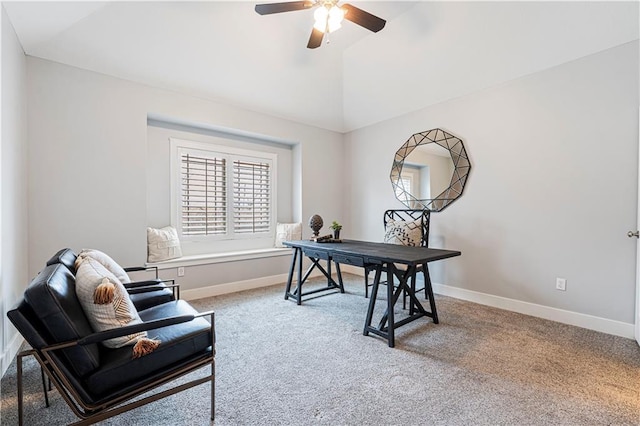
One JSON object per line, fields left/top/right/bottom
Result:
{"left": 147, "top": 226, "right": 183, "bottom": 262}
{"left": 274, "top": 222, "right": 303, "bottom": 248}
{"left": 384, "top": 218, "right": 423, "bottom": 247}
{"left": 75, "top": 257, "right": 159, "bottom": 357}
{"left": 79, "top": 248, "right": 130, "bottom": 283}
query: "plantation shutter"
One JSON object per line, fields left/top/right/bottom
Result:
{"left": 233, "top": 159, "right": 271, "bottom": 234}
{"left": 180, "top": 153, "right": 227, "bottom": 236}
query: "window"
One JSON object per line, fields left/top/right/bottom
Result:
{"left": 395, "top": 176, "right": 412, "bottom": 199}
{"left": 171, "top": 138, "right": 277, "bottom": 249}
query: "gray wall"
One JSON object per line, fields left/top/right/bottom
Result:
{"left": 26, "top": 57, "right": 345, "bottom": 288}
{"left": 1, "top": 6, "right": 29, "bottom": 375}
{"left": 345, "top": 41, "right": 639, "bottom": 324}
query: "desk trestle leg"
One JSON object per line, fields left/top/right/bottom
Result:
{"left": 363, "top": 264, "right": 440, "bottom": 347}
{"left": 284, "top": 251, "right": 345, "bottom": 304}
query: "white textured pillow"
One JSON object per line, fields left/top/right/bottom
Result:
{"left": 75, "top": 257, "right": 146, "bottom": 348}
{"left": 79, "top": 249, "right": 130, "bottom": 283}
{"left": 275, "top": 222, "right": 303, "bottom": 248}
{"left": 147, "top": 226, "right": 182, "bottom": 262}
{"left": 384, "top": 218, "right": 423, "bottom": 247}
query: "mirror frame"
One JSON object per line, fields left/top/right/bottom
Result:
{"left": 390, "top": 128, "right": 471, "bottom": 212}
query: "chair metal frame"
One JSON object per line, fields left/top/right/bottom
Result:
{"left": 14, "top": 311, "right": 215, "bottom": 425}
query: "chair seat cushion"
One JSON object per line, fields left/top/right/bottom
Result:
{"left": 86, "top": 300, "right": 212, "bottom": 397}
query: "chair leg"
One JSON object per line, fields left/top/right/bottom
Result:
{"left": 17, "top": 352, "right": 26, "bottom": 426}
{"left": 210, "top": 358, "right": 215, "bottom": 422}
{"left": 41, "top": 366, "right": 50, "bottom": 407}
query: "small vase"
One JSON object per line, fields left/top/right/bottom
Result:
{"left": 333, "top": 229, "right": 341, "bottom": 240}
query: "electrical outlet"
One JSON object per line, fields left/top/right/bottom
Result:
{"left": 177, "top": 267, "right": 185, "bottom": 277}
{"left": 556, "top": 277, "right": 566, "bottom": 291}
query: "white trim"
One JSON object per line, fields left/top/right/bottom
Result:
{"left": 147, "top": 113, "right": 299, "bottom": 147}
{"left": 433, "top": 283, "right": 635, "bottom": 339}
{"left": 146, "top": 247, "right": 291, "bottom": 269}
{"left": 181, "top": 270, "right": 323, "bottom": 301}
{"left": 1, "top": 332, "right": 24, "bottom": 378}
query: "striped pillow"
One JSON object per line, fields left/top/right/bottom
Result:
{"left": 79, "top": 248, "right": 131, "bottom": 283}
{"left": 75, "top": 257, "right": 146, "bottom": 348}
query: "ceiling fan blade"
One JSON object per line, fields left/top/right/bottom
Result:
{"left": 307, "top": 27, "right": 324, "bottom": 49}
{"left": 255, "top": 1, "right": 314, "bottom": 15}
{"left": 342, "top": 3, "right": 386, "bottom": 32}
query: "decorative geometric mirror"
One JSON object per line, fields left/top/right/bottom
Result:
{"left": 390, "top": 128, "right": 471, "bottom": 212}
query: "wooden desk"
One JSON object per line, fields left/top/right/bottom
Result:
{"left": 283, "top": 239, "right": 461, "bottom": 347}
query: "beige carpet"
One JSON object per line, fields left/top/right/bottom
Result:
{"left": 2, "top": 274, "right": 639, "bottom": 425}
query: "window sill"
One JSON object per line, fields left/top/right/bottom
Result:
{"left": 146, "top": 247, "right": 292, "bottom": 269}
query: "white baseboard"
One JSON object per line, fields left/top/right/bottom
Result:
{"left": 335, "top": 265, "right": 634, "bottom": 339}
{"left": 432, "top": 283, "right": 635, "bottom": 339}
{"left": 182, "top": 264, "right": 635, "bottom": 339}
{"left": 1, "top": 332, "right": 24, "bottom": 378}
{"left": 181, "top": 270, "right": 324, "bottom": 301}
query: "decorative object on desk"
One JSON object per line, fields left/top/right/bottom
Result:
{"left": 390, "top": 128, "right": 471, "bottom": 212}
{"left": 274, "top": 222, "right": 303, "bottom": 248}
{"left": 308, "top": 214, "right": 324, "bottom": 237}
{"left": 329, "top": 220, "right": 342, "bottom": 239}
{"left": 312, "top": 234, "right": 342, "bottom": 243}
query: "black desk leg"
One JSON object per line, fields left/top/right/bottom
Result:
{"left": 296, "top": 247, "right": 303, "bottom": 305}
{"left": 364, "top": 265, "right": 382, "bottom": 336}
{"left": 386, "top": 265, "right": 395, "bottom": 348}
{"left": 284, "top": 248, "right": 299, "bottom": 300}
{"left": 335, "top": 262, "right": 345, "bottom": 293}
{"left": 423, "top": 265, "right": 439, "bottom": 324}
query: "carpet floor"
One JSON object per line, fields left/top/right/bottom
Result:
{"left": 1, "top": 274, "right": 639, "bottom": 425}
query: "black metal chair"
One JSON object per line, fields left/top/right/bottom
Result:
{"left": 7, "top": 262, "right": 215, "bottom": 425}
{"left": 364, "top": 209, "right": 432, "bottom": 309}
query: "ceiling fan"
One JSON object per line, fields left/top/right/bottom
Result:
{"left": 255, "top": 1, "right": 386, "bottom": 49}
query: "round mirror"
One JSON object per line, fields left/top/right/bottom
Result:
{"left": 390, "top": 128, "right": 471, "bottom": 212}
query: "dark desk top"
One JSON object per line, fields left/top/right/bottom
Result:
{"left": 283, "top": 239, "right": 461, "bottom": 266}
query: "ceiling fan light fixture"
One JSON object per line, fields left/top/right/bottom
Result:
{"left": 313, "top": 4, "right": 344, "bottom": 33}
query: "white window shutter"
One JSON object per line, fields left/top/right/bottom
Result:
{"left": 233, "top": 160, "right": 271, "bottom": 234}
{"left": 180, "top": 153, "right": 227, "bottom": 236}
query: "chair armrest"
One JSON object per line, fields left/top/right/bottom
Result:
{"left": 124, "top": 266, "right": 159, "bottom": 279}
{"left": 123, "top": 279, "right": 175, "bottom": 289}
{"left": 126, "top": 282, "right": 180, "bottom": 300}
{"left": 126, "top": 283, "right": 179, "bottom": 294}
{"left": 77, "top": 315, "right": 198, "bottom": 345}
{"left": 42, "top": 311, "right": 215, "bottom": 351}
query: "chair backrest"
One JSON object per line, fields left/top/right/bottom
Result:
{"left": 8, "top": 263, "right": 100, "bottom": 378}
{"left": 46, "top": 247, "right": 78, "bottom": 273}
{"left": 383, "top": 209, "right": 430, "bottom": 247}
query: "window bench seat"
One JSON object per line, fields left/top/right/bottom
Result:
{"left": 146, "top": 247, "right": 292, "bottom": 270}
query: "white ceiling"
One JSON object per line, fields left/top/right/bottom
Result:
{"left": 3, "top": 1, "right": 639, "bottom": 133}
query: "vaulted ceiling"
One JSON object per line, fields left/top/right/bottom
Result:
{"left": 3, "top": 1, "right": 638, "bottom": 132}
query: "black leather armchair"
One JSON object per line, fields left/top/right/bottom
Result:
{"left": 7, "top": 262, "right": 215, "bottom": 425}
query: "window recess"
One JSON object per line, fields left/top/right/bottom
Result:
{"left": 171, "top": 138, "right": 277, "bottom": 250}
